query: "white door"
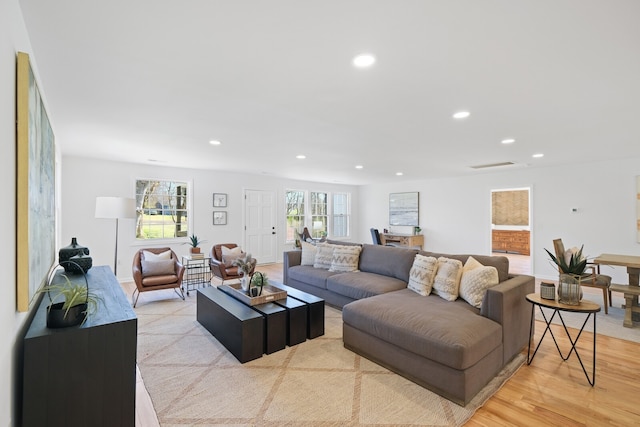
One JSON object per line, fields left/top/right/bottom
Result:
{"left": 244, "top": 189, "right": 277, "bottom": 264}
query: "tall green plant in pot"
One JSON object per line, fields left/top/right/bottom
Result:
{"left": 545, "top": 245, "right": 586, "bottom": 305}
{"left": 188, "top": 234, "right": 203, "bottom": 254}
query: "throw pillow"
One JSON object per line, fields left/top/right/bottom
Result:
{"left": 141, "top": 259, "right": 175, "bottom": 276}
{"left": 329, "top": 245, "right": 362, "bottom": 272}
{"left": 432, "top": 257, "right": 463, "bottom": 301}
{"left": 407, "top": 254, "right": 438, "bottom": 296}
{"left": 300, "top": 241, "right": 317, "bottom": 266}
{"left": 459, "top": 263, "right": 499, "bottom": 308}
{"left": 313, "top": 243, "right": 335, "bottom": 269}
{"left": 143, "top": 250, "right": 172, "bottom": 261}
{"left": 221, "top": 246, "right": 244, "bottom": 267}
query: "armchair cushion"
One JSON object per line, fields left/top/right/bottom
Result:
{"left": 142, "top": 259, "right": 176, "bottom": 276}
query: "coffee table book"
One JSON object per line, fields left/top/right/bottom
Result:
{"left": 219, "top": 282, "right": 287, "bottom": 306}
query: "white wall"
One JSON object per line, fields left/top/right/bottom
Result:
{"left": 359, "top": 158, "right": 640, "bottom": 284}
{"left": 0, "top": 1, "right": 49, "bottom": 425}
{"left": 61, "top": 156, "right": 360, "bottom": 281}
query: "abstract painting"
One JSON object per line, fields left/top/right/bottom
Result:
{"left": 16, "top": 52, "right": 56, "bottom": 311}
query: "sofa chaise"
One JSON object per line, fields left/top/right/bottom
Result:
{"left": 283, "top": 243, "right": 534, "bottom": 405}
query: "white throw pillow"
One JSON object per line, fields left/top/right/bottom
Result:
{"left": 329, "top": 245, "right": 362, "bottom": 272}
{"left": 407, "top": 254, "right": 438, "bottom": 296}
{"left": 300, "top": 241, "right": 317, "bottom": 266}
{"left": 221, "top": 246, "right": 244, "bottom": 267}
{"left": 432, "top": 257, "right": 463, "bottom": 301}
{"left": 460, "top": 257, "right": 499, "bottom": 307}
{"left": 141, "top": 259, "right": 175, "bottom": 276}
{"left": 143, "top": 250, "right": 171, "bottom": 261}
{"left": 313, "top": 243, "right": 335, "bottom": 269}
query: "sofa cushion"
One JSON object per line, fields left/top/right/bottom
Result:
{"left": 432, "top": 257, "right": 463, "bottom": 301}
{"left": 288, "top": 265, "right": 338, "bottom": 289}
{"left": 141, "top": 259, "right": 175, "bottom": 276}
{"left": 358, "top": 244, "right": 418, "bottom": 282}
{"left": 459, "top": 257, "right": 500, "bottom": 308}
{"left": 221, "top": 246, "right": 244, "bottom": 267}
{"left": 143, "top": 250, "right": 171, "bottom": 261}
{"left": 313, "top": 243, "right": 335, "bottom": 269}
{"left": 407, "top": 254, "right": 438, "bottom": 296}
{"left": 300, "top": 241, "right": 317, "bottom": 266}
{"left": 420, "top": 251, "right": 509, "bottom": 283}
{"left": 342, "top": 289, "right": 502, "bottom": 370}
{"left": 327, "top": 272, "right": 407, "bottom": 300}
{"left": 329, "top": 245, "right": 362, "bottom": 272}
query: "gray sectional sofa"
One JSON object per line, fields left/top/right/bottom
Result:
{"left": 283, "top": 243, "right": 534, "bottom": 405}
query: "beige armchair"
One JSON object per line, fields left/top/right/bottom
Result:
{"left": 132, "top": 247, "right": 185, "bottom": 307}
{"left": 209, "top": 244, "right": 256, "bottom": 284}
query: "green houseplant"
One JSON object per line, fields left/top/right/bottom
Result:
{"left": 545, "top": 245, "right": 587, "bottom": 276}
{"left": 36, "top": 271, "right": 102, "bottom": 328}
{"left": 545, "top": 245, "right": 586, "bottom": 305}
{"left": 188, "top": 234, "right": 203, "bottom": 254}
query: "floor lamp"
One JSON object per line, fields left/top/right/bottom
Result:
{"left": 95, "top": 196, "right": 136, "bottom": 276}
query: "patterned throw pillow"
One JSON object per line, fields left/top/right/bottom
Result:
{"left": 329, "top": 245, "right": 362, "bottom": 272}
{"left": 432, "top": 257, "right": 463, "bottom": 301}
{"left": 300, "top": 241, "right": 317, "bottom": 266}
{"left": 313, "top": 243, "right": 335, "bottom": 269}
{"left": 407, "top": 254, "right": 438, "bottom": 296}
{"left": 459, "top": 256, "right": 499, "bottom": 308}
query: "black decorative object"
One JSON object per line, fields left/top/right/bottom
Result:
{"left": 58, "top": 237, "right": 92, "bottom": 273}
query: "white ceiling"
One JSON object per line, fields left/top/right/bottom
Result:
{"left": 19, "top": 0, "right": 640, "bottom": 185}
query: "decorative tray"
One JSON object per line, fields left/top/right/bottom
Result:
{"left": 219, "top": 283, "right": 287, "bottom": 306}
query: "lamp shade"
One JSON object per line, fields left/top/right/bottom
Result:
{"left": 95, "top": 197, "right": 136, "bottom": 219}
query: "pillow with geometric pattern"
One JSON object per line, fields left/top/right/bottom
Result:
{"left": 329, "top": 245, "right": 362, "bottom": 272}
{"left": 313, "top": 243, "right": 335, "bottom": 269}
{"left": 431, "top": 257, "right": 463, "bottom": 301}
{"left": 407, "top": 254, "right": 438, "bottom": 296}
{"left": 459, "top": 256, "right": 499, "bottom": 308}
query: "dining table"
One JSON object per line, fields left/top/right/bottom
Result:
{"left": 593, "top": 253, "right": 640, "bottom": 327}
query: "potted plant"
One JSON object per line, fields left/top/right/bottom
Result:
{"left": 36, "top": 269, "right": 102, "bottom": 328}
{"left": 249, "top": 272, "right": 268, "bottom": 297}
{"left": 188, "top": 234, "right": 203, "bottom": 254}
{"left": 545, "top": 245, "right": 586, "bottom": 304}
{"left": 232, "top": 253, "right": 255, "bottom": 293}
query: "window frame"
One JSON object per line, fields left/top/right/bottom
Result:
{"left": 285, "top": 188, "right": 351, "bottom": 242}
{"left": 134, "top": 178, "right": 192, "bottom": 244}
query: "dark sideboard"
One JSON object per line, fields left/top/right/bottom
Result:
{"left": 22, "top": 265, "right": 137, "bottom": 427}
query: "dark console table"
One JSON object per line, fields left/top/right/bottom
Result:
{"left": 22, "top": 265, "right": 138, "bottom": 427}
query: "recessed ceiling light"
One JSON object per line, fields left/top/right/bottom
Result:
{"left": 209, "top": 140, "right": 221, "bottom": 145}
{"left": 396, "top": 172, "right": 403, "bottom": 176}
{"left": 296, "top": 155, "right": 306, "bottom": 159}
{"left": 355, "top": 165, "right": 363, "bottom": 169}
{"left": 353, "top": 54, "right": 376, "bottom": 68}
{"left": 501, "top": 138, "right": 515, "bottom": 144}
{"left": 532, "top": 153, "right": 544, "bottom": 158}
{"left": 453, "top": 111, "right": 470, "bottom": 119}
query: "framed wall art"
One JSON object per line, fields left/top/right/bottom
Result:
{"left": 389, "top": 192, "right": 419, "bottom": 226}
{"left": 213, "top": 211, "right": 227, "bottom": 225}
{"left": 16, "top": 52, "right": 56, "bottom": 312}
{"left": 213, "top": 193, "right": 227, "bottom": 207}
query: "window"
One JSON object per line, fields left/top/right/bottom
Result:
{"left": 285, "top": 189, "right": 350, "bottom": 241}
{"left": 285, "top": 190, "right": 305, "bottom": 242}
{"left": 310, "top": 192, "right": 328, "bottom": 238}
{"left": 135, "top": 179, "right": 189, "bottom": 239}
{"left": 332, "top": 193, "right": 350, "bottom": 238}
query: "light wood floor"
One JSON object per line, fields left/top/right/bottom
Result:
{"left": 135, "top": 261, "right": 640, "bottom": 426}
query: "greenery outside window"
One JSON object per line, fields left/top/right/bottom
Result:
{"left": 310, "top": 192, "right": 328, "bottom": 238}
{"left": 285, "top": 189, "right": 350, "bottom": 242}
{"left": 135, "top": 179, "right": 189, "bottom": 239}
{"left": 286, "top": 190, "right": 305, "bottom": 242}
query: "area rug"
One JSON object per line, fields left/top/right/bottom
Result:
{"left": 134, "top": 289, "right": 524, "bottom": 427}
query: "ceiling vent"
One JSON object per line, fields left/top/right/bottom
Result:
{"left": 470, "top": 161, "right": 515, "bottom": 169}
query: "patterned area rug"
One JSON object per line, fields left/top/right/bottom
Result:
{"left": 135, "top": 288, "right": 525, "bottom": 426}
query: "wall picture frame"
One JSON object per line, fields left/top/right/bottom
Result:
{"left": 389, "top": 192, "right": 419, "bottom": 226}
{"left": 213, "top": 193, "right": 227, "bottom": 207}
{"left": 213, "top": 211, "right": 227, "bottom": 225}
{"left": 16, "top": 52, "right": 56, "bottom": 312}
